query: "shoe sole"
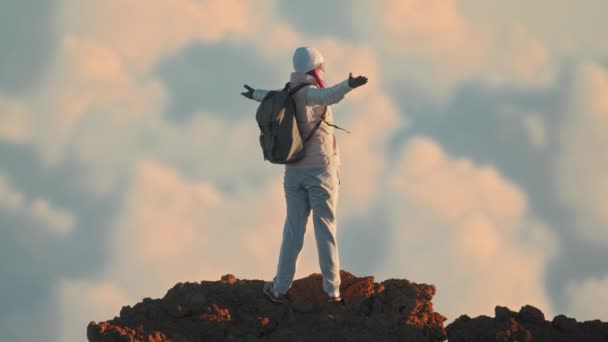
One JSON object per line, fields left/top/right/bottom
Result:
{"left": 263, "top": 285, "right": 285, "bottom": 303}
{"left": 328, "top": 297, "right": 342, "bottom": 303}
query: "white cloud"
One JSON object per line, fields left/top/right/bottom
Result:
{"left": 0, "top": 171, "right": 76, "bottom": 235}
{"left": 565, "top": 275, "right": 608, "bottom": 321}
{"left": 373, "top": 0, "right": 485, "bottom": 59}
{"left": 556, "top": 62, "right": 608, "bottom": 244}
{"left": 57, "top": 0, "right": 261, "bottom": 72}
{"left": 360, "top": 0, "right": 486, "bottom": 98}
{"left": 0, "top": 0, "right": 270, "bottom": 196}
{"left": 483, "top": 25, "right": 554, "bottom": 88}
{"left": 0, "top": 171, "right": 26, "bottom": 211}
{"left": 357, "top": 0, "right": 554, "bottom": 101}
{"left": 104, "top": 159, "right": 321, "bottom": 300}
{"left": 457, "top": 0, "right": 608, "bottom": 60}
{"left": 383, "top": 136, "right": 556, "bottom": 322}
{"left": 0, "top": 95, "right": 31, "bottom": 144}
{"left": 5, "top": 1, "right": 409, "bottom": 209}
{"left": 30, "top": 198, "right": 76, "bottom": 235}
{"left": 56, "top": 278, "right": 133, "bottom": 342}
{"left": 13, "top": 33, "right": 278, "bottom": 197}
{"left": 14, "top": 34, "right": 167, "bottom": 184}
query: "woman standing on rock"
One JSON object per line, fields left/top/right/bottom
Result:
{"left": 241, "top": 47, "right": 368, "bottom": 303}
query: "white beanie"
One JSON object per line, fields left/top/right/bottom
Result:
{"left": 292, "top": 47, "right": 324, "bottom": 73}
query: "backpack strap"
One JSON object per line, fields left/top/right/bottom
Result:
{"left": 288, "top": 83, "right": 348, "bottom": 142}
{"left": 322, "top": 119, "right": 351, "bottom": 134}
{"left": 287, "top": 82, "right": 311, "bottom": 96}
{"left": 286, "top": 82, "right": 319, "bottom": 143}
{"left": 303, "top": 106, "right": 328, "bottom": 143}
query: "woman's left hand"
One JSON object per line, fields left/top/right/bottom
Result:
{"left": 348, "top": 73, "right": 368, "bottom": 88}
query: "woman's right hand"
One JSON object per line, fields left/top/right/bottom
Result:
{"left": 241, "top": 84, "right": 254, "bottom": 99}
{"left": 348, "top": 73, "right": 368, "bottom": 88}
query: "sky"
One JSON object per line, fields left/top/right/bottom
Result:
{"left": 1, "top": 0, "right": 607, "bottom": 341}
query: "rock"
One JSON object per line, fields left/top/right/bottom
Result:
{"left": 552, "top": 314, "right": 578, "bottom": 332}
{"left": 87, "top": 270, "right": 608, "bottom": 342}
{"left": 447, "top": 305, "right": 608, "bottom": 342}
{"left": 519, "top": 305, "right": 545, "bottom": 325}
{"left": 221, "top": 274, "right": 237, "bottom": 285}
{"left": 87, "top": 270, "right": 447, "bottom": 341}
{"left": 87, "top": 321, "right": 170, "bottom": 342}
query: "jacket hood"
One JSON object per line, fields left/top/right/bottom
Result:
{"left": 290, "top": 72, "right": 318, "bottom": 87}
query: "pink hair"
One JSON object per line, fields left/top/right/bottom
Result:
{"left": 306, "top": 67, "right": 325, "bottom": 88}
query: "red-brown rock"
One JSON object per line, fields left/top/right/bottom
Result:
{"left": 87, "top": 270, "right": 447, "bottom": 342}
{"left": 446, "top": 305, "right": 608, "bottom": 342}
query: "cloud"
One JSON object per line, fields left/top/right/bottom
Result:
{"left": 565, "top": 275, "right": 608, "bottom": 321}
{"left": 522, "top": 112, "right": 547, "bottom": 149}
{"left": 374, "top": 0, "right": 481, "bottom": 56}
{"left": 484, "top": 25, "right": 553, "bottom": 88}
{"left": 6, "top": 1, "right": 408, "bottom": 208}
{"left": 154, "top": 40, "right": 286, "bottom": 122}
{"left": 0, "top": 171, "right": 26, "bottom": 211}
{"left": 12, "top": 34, "right": 279, "bottom": 197}
{"left": 383, "top": 61, "right": 607, "bottom": 318}
{"left": 57, "top": 0, "right": 260, "bottom": 72}
{"left": 56, "top": 278, "right": 133, "bottom": 342}
{"left": 0, "top": 0, "right": 266, "bottom": 196}
{"left": 0, "top": 95, "right": 31, "bottom": 144}
{"left": 14, "top": 35, "right": 165, "bottom": 176}
{"left": 103, "top": 159, "right": 321, "bottom": 300}
{"left": 556, "top": 62, "right": 608, "bottom": 244}
{"left": 29, "top": 198, "right": 76, "bottom": 235}
{"left": 457, "top": 0, "right": 608, "bottom": 60}
{"left": 364, "top": 0, "right": 487, "bottom": 91}
{"left": 383, "top": 136, "right": 556, "bottom": 321}
{"left": 361, "top": 0, "right": 554, "bottom": 101}
{"left": 116, "top": 160, "right": 224, "bottom": 264}
{"left": 0, "top": 170, "right": 76, "bottom": 235}
{"left": 276, "top": 0, "right": 358, "bottom": 42}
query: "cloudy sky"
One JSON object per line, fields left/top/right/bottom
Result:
{"left": 1, "top": 0, "right": 607, "bottom": 340}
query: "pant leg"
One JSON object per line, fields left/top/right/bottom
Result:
{"left": 273, "top": 169, "right": 311, "bottom": 294}
{"left": 304, "top": 167, "right": 341, "bottom": 296}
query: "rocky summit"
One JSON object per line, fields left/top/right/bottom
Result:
{"left": 87, "top": 270, "right": 447, "bottom": 342}
{"left": 87, "top": 270, "right": 608, "bottom": 342}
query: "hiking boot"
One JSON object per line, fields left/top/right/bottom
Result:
{"left": 263, "top": 282, "right": 286, "bottom": 303}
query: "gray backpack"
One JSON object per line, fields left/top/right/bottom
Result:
{"left": 256, "top": 82, "right": 327, "bottom": 164}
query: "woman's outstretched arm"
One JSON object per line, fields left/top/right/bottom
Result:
{"left": 306, "top": 73, "right": 368, "bottom": 106}
{"left": 253, "top": 89, "right": 271, "bottom": 102}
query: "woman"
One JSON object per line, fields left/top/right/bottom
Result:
{"left": 241, "top": 47, "right": 368, "bottom": 303}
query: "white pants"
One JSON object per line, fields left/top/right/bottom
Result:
{"left": 272, "top": 167, "right": 341, "bottom": 297}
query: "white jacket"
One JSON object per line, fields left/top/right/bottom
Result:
{"left": 253, "top": 72, "right": 352, "bottom": 168}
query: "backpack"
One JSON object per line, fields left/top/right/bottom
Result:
{"left": 256, "top": 82, "right": 327, "bottom": 164}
